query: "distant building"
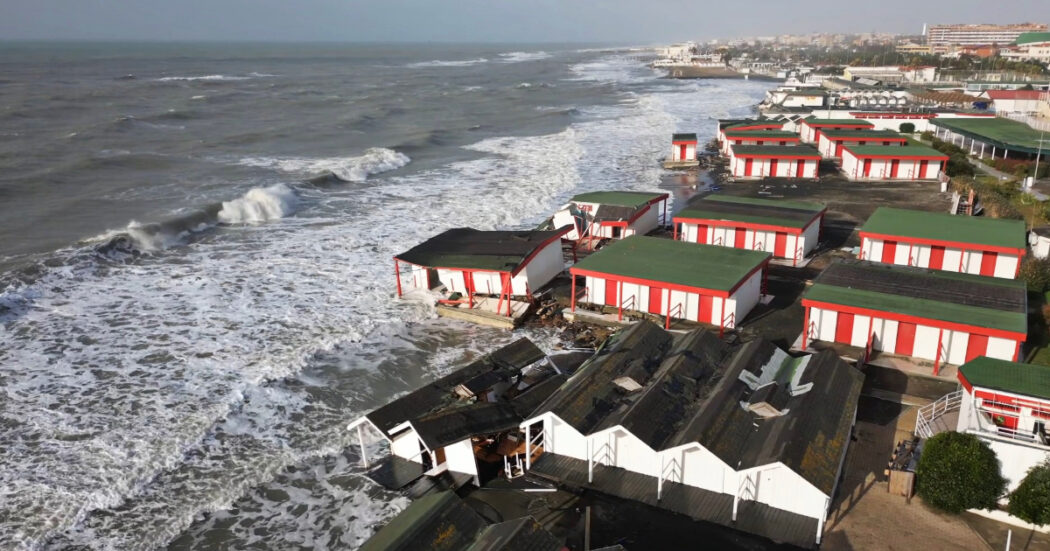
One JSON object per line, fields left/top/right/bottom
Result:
{"left": 843, "top": 66, "right": 905, "bottom": 84}
{"left": 1000, "top": 32, "right": 1050, "bottom": 63}
{"left": 674, "top": 195, "right": 825, "bottom": 264}
{"left": 926, "top": 23, "right": 1048, "bottom": 47}
{"left": 985, "top": 89, "right": 1045, "bottom": 116}
{"left": 802, "top": 260, "right": 1027, "bottom": 368}
{"left": 859, "top": 207, "right": 1026, "bottom": 279}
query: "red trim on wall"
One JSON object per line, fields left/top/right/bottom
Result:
{"left": 674, "top": 209, "right": 825, "bottom": 237}
{"left": 571, "top": 268, "right": 730, "bottom": 298}
{"left": 859, "top": 231, "right": 1026, "bottom": 256}
{"left": 802, "top": 300, "right": 1026, "bottom": 341}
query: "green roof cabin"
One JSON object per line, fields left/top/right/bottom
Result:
{"left": 802, "top": 260, "right": 1027, "bottom": 374}
{"left": 569, "top": 235, "right": 770, "bottom": 330}
{"left": 841, "top": 144, "right": 948, "bottom": 181}
{"left": 727, "top": 144, "right": 822, "bottom": 180}
{"left": 859, "top": 207, "right": 1026, "bottom": 279}
{"left": 815, "top": 129, "right": 906, "bottom": 159}
{"left": 798, "top": 118, "right": 875, "bottom": 143}
{"left": 720, "top": 129, "right": 801, "bottom": 155}
{"left": 673, "top": 194, "right": 826, "bottom": 265}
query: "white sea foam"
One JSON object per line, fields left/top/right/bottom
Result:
{"left": 217, "top": 183, "right": 298, "bottom": 224}
{"left": 155, "top": 75, "right": 251, "bottom": 82}
{"left": 405, "top": 58, "right": 488, "bottom": 68}
{"left": 498, "top": 51, "right": 551, "bottom": 63}
{"left": 237, "top": 148, "right": 410, "bottom": 182}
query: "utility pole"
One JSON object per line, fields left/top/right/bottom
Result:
{"left": 1033, "top": 130, "right": 1047, "bottom": 188}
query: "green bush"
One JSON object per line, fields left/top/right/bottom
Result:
{"left": 1009, "top": 460, "right": 1050, "bottom": 525}
{"left": 899, "top": 122, "right": 916, "bottom": 134}
{"left": 916, "top": 431, "right": 1006, "bottom": 513}
{"left": 1021, "top": 257, "right": 1050, "bottom": 294}
{"left": 921, "top": 131, "right": 935, "bottom": 142}
{"left": 946, "top": 154, "right": 976, "bottom": 178}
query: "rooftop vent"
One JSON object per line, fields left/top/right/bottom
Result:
{"left": 747, "top": 383, "right": 787, "bottom": 418}
{"left": 613, "top": 376, "right": 644, "bottom": 393}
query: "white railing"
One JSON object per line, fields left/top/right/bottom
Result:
{"left": 999, "top": 112, "right": 1050, "bottom": 133}
{"left": 915, "top": 390, "right": 963, "bottom": 438}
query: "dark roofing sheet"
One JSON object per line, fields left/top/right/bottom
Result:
{"left": 360, "top": 491, "right": 486, "bottom": 551}
{"left": 676, "top": 196, "right": 823, "bottom": 229}
{"left": 594, "top": 204, "right": 642, "bottom": 223}
{"left": 367, "top": 338, "right": 545, "bottom": 437}
{"left": 465, "top": 517, "right": 563, "bottom": 551}
{"left": 672, "top": 133, "right": 698, "bottom": 141}
{"left": 395, "top": 227, "right": 567, "bottom": 272}
{"left": 529, "top": 321, "right": 674, "bottom": 432}
{"left": 412, "top": 402, "right": 524, "bottom": 450}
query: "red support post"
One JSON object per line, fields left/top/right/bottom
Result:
{"left": 801, "top": 306, "right": 810, "bottom": 350}
{"left": 1014, "top": 340, "right": 1022, "bottom": 362}
{"left": 617, "top": 280, "right": 624, "bottom": 322}
{"left": 394, "top": 259, "right": 403, "bottom": 297}
{"left": 664, "top": 289, "right": 671, "bottom": 329}
{"left": 505, "top": 274, "right": 512, "bottom": 316}
{"left": 934, "top": 328, "right": 943, "bottom": 376}
{"left": 718, "top": 298, "right": 726, "bottom": 339}
{"left": 570, "top": 276, "right": 577, "bottom": 312}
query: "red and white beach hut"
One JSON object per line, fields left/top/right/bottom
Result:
{"left": 721, "top": 129, "right": 801, "bottom": 155}
{"left": 841, "top": 145, "right": 948, "bottom": 181}
{"left": 816, "top": 129, "right": 907, "bottom": 159}
{"left": 798, "top": 118, "right": 875, "bottom": 143}
{"left": 859, "top": 207, "right": 1026, "bottom": 278}
{"left": 728, "top": 145, "right": 821, "bottom": 179}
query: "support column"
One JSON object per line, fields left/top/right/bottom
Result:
{"left": 357, "top": 424, "right": 369, "bottom": 467}
{"left": 570, "top": 275, "right": 577, "bottom": 312}
{"left": 524, "top": 424, "right": 531, "bottom": 470}
{"left": 664, "top": 288, "right": 671, "bottom": 330}
{"left": 394, "top": 260, "right": 403, "bottom": 297}
{"left": 617, "top": 280, "right": 624, "bottom": 321}
{"left": 934, "top": 328, "right": 944, "bottom": 376}
{"left": 980, "top": 142, "right": 985, "bottom": 159}
{"left": 657, "top": 454, "right": 664, "bottom": 501}
{"left": 802, "top": 305, "right": 810, "bottom": 350}
{"left": 587, "top": 438, "right": 594, "bottom": 483}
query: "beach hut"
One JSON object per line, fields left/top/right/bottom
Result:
{"left": 802, "top": 260, "right": 1027, "bottom": 372}
{"left": 674, "top": 195, "right": 825, "bottom": 265}
{"left": 551, "top": 191, "right": 669, "bottom": 245}
{"left": 721, "top": 129, "right": 801, "bottom": 155}
{"left": 727, "top": 145, "right": 822, "bottom": 179}
{"left": 859, "top": 207, "right": 1026, "bottom": 278}
{"left": 816, "top": 129, "right": 907, "bottom": 159}
{"left": 394, "top": 227, "right": 570, "bottom": 317}
{"left": 665, "top": 133, "right": 699, "bottom": 168}
{"left": 569, "top": 236, "right": 770, "bottom": 331}
{"left": 717, "top": 120, "right": 785, "bottom": 145}
{"left": 798, "top": 118, "right": 875, "bottom": 143}
{"left": 841, "top": 144, "right": 948, "bottom": 181}
{"left": 518, "top": 321, "right": 863, "bottom": 549}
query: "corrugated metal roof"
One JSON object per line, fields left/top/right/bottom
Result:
{"left": 843, "top": 144, "right": 948, "bottom": 158}
{"left": 570, "top": 191, "right": 666, "bottom": 208}
{"left": 395, "top": 227, "right": 569, "bottom": 272}
{"left": 675, "top": 194, "right": 825, "bottom": 230}
{"left": 360, "top": 491, "right": 486, "bottom": 551}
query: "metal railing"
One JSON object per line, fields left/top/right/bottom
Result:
{"left": 915, "top": 390, "right": 963, "bottom": 438}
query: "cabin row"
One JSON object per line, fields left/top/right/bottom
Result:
{"left": 354, "top": 321, "right": 865, "bottom": 549}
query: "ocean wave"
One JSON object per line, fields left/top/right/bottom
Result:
{"left": 155, "top": 75, "right": 252, "bottom": 82}
{"left": 498, "top": 51, "right": 551, "bottom": 63}
{"left": 217, "top": 184, "right": 298, "bottom": 225}
{"left": 405, "top": 58, "right": 488, "bottom": 68}
{"left": 237, "top": 148, "right": 410, "bottom": 182}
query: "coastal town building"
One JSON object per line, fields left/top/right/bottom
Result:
{"left": 665, "top": 133, "right": 699, "bottom": 168}
{"left": 727, "top": 145, "right": 821, "bottom": 179}
{"left": 721, "top": 129, "right": 801, "bottom": 155}
{"left": 859, "top": 207, "right": 1026, "bottom": 279}
{"left": 798, "top": 118, "right": 875, "bottom": 144}
{"left": 845, "top": 112, "right": 938, "bottom": 133}
{"left": 673, "top": 195, "right": 825, "bottom": 265}
{"left": 930, "top": 116, "right": 1047, "bottom": 160}
{"left": 840, "top": 144, "right": 948, "bottom": 181}
{"left": 569, "top": 236, "right": 770, "bottom": 330}
{"left": 985, "top": 89, "right": 1045, "bottom": 117}
{"left": 816, "top": 129, "right": 907, "bottom": 159}
{"left": 550, "top": 191, "right": 669, "bottom": 245}
{"left": 520, "top": 321, "right": 864, "bottom": 549}
{"left": 1000, "top": 32, "right": 1050, "bottom": 64}
{"left": 394, "top": 227, "right": 570, "bottom": 320}
{"left": 765, "top": 89, "right": 827, "bottom": 108}
{"left": 802, "top": 260, "right": 1027, "bottom": 370}
{"left": 926, "top": 23, "right": 1048, "bottom": 47}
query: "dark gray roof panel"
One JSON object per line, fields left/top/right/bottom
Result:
{"left": 412, "top": 402, "right": 523, "bottom": 450}
{"left": 465, "top": 516, "right": 564, "bottom": 551}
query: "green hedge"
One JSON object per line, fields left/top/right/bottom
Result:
{"left": 1009, "top": 460, "right": 1050, "bottom": 525}
{"left": 916, "top": 431, "right": 1005, "bottom": 513}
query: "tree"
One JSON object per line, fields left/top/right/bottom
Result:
{"left": 1009, "top": 460, "right": 1050, "bottom": 525}
{"left": 1020, "top": 257, "right": 1050, "bottom": 294}
{"left": 899, "top": 122, "right": 916, "bottom": 134}
{"left": 916, "top": 431, "right": 1006, "bottom": 513}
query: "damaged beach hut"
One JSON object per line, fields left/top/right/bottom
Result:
{"left": 550, "top": 191, "right": 669, "bottom": 248}
{"left": 673, "top": 195, "right": 825, "bottom": 265}
{"left": 568, "top": 235, "right": 770, "bottom": 331}
{"left": 394, "top": 226, "right": 571, "bottom": 327}
{"left": 518, "top": 321, "right": 864, "bottom": 549}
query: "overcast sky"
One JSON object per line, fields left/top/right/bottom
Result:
{"left": 1, "top": 0, "right": 1047, "bottom": 43}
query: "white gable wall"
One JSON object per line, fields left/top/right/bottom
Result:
{"left": 444, "top": 438, "right": 479, "bottom": 478}
{"left": 390, "top": 430, "right": 425, "bottom": 463}
{"left": 745, "top": 463, "right": 829, "bottom": 521}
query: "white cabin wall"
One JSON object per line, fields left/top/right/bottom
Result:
{"left": 390, "top": 431, "right": 424, "bottom": 463}
{"left": 584, "top": 276, "right": 606, "bottom": 306}
{"left": 437, "top": 268, "right": 468, "bottom": 295}
{"left": 444, "top": 438, "right": 479, "bottom": 478}
{"left": 802, "top": 217, "right": 821, "bottom": 256}
{"left": 943, "top": 248, "right": 963, "bottom": 272}
{"left": 628, "top": 206, "right": 660, "bottom": 236}
{"left": 749, "top": 464, "right": 829, "bottom": 521}
{"left": 620, "top": 282, "right": 647, "bottom": 312}
{"left": 595, "top": 428, "right": 656, "bottom": 475}
{"left": 732, "top": 271, "right": 763, "bottom": 326}
{"left": 548, "top": 415, "right": 588, "bottom": 460}
{"left": 913, "top": 325, "right": 941, "bottom": 361}
{"left": 988, "top": 336, "right": 1017, "bottom": 360}
{"left": 519, "top": 240, "right": 565, "bottom": 294}
{"left": 995, "top": 254, "right": 1019, "bottom": 279}
{"left": 673, "top": 445, "right": 733, "bottom": 494}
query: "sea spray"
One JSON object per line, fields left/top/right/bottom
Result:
{"left": 217, "top": 184, "right": 298, "bottom": 224}
{"left": 237, "top": 148, "right": 410, "bottom": 182}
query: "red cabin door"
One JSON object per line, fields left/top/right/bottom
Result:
{"left": 896, "top": 322, "right": 917, "bottom": 356}
{"left": 734, "top": 227, "right": 747, "bottom": 248}
{"left": 769, "top": 159, "right": 779, "bottom": 177}
{"left": 774, "top": 232, "right": 788, "bottom": 257}
{"left": 966, "top": 334, "right": 989, "bottom": 363}
{"left": 881, "top": 240, "right": 897, "bottom": 264}
{"left": 918, "top": 160, "right": 929, "bottom": 179}
{"left": 648, "top": 287, "right": 663, "bottom": 314}
{"left": 697, "top": 224, "right": 709, "bottom": 244}
{"left": 835, "top": 143, "right": 843, "bottom": 157}
{"left": 604, "top": 279, "right": 618, "bottom": 306}
{"left": 929, "top": 245, "right": 946, "bottom": 270}
{"left": 980, "top": 252, "right": 998, "bottom": 276}
{"left": 835, "top": 312, "right": 855, "bottom": 344}
{"left": 795, "top": 161, "right": 805, "bottom": 178}
{"left": 679, "top": 144, "right": 687, "bottom": 160}
{"left": 698, "top": 295, "right": 714, "bottom": 324}
{"left": 890, "top": 159, "right": 900, "bottom": 179}
{"left": 863, "top": 159, "right": 873, "bottom": 177}
{"left": 744, "top": 158, "right": 754, "bottom": 177}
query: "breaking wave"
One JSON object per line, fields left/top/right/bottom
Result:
{"left": 217, "top": 183, "right": 298, "bottom": 225}
{"left": 406, "top": 58, "right": 488, "bottom": 68}
{"left": 155, "top": 75, "right": 252, "bottom": 82}
{"left": 498, "top": 51, "right": 551, "bottom": 63}
{"left": 237, "top": 148, "right": 410, "bottom": 182}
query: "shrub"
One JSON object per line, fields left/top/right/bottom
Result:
{"left": 899, "top": 122, "right": 916, "bottom": 134}
{"left": 1009, "top": 460, "right": 1050, "bottom": 525}
{"left": 946, "top": 154, "right": 976, "bottom": 178}
{"left": 921, "top": 131, "right": 935, "bottom": 142}
{"left": 916, "top": 431, "right": 1006, "bottom": 513}
{"left": 1022, "top": 257, "right": 1050, "bottom": 294}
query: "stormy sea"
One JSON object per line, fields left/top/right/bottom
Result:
{"left": 0, "top": 42, "right": 768, "bottom": 550}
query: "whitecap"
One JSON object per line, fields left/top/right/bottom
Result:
{"left": 237, "top": 148, "right": 410, "bottom": 182}
{"left": 498, "top": 51, "right": 551, "bottom": 63}
{"left": 405, "top": 58, "right": 488, "bottom": 68}
{"left": 217, "top": 184, "right": 299, "bottom": 225}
